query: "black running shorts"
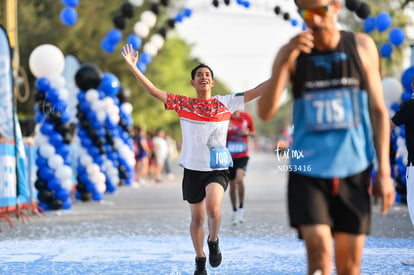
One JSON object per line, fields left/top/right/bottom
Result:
{"left": 229, "top": 157, "right": 249, "bottom": 180}
{"left": 182, "top": 168, "right": 230, "bottom": 204}
{"left": 288, "top": 166, "right": 372, "bottom": 237}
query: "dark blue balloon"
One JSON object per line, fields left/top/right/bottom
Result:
{"left": 99, "top": 72, "right": 120, "bottom": 97}
{"left": 62, "top": 198, "right": 72, "bottom": 209}
{"left": 389, "top": 27, "right": 405, "bottom": 47}
{"left": 60, "top": 7, "right": 78, "bottom": 26}
{"left": 35, "top": 77, "right": 50, "bottom": 91}
{"left": 379, "top": 43, "right": 393, "bottom": 58}
{"left": 376, "top": 12, "right": 392, "bottom": 32}
{"left": 50, "top": 132, "right": 64, "bottom": 146}
{"left": 363, "top": 16, "right": 375, "bottom": 33}
{"left": 55, "top": 188, "right": 70, "bottom": 201}
{"left": 401, "top": 66, "right": 414, "bottom": 91}
{"left": 127, "top": 34, "right": 142, "bottom": 50}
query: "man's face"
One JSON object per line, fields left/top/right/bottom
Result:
{"left": 191, "top": 67, "right": 215, "bottom": 91}
{"left": 296, "top": 0, "right": 339, "bottom": 34}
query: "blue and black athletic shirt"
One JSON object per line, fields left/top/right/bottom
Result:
{"left": 289, "top": 31, "right": 374, "bottom": 178}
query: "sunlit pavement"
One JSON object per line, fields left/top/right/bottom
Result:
{"left": 0, "top": 151, "right": 413, "bottom": 275}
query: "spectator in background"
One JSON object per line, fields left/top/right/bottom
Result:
{"left": 152, "top": 128, "right": 168, "bottom": 183}
{"left": 134, "top": 126, "right": 151, "bottom": 185}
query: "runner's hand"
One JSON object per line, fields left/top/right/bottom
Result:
{"left": 121, "top": 44, "right": 139, "bottom": 67}
{"left": 373, "top": 176, "right": 395, "bottom": 215}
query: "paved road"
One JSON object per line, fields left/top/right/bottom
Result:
{"left": 0, "top": 151, "right": 413, "bottom": 274}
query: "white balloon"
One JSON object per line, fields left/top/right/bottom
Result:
{"left": 56, "top": 165, "right": 73, "bottom": 181}
{"left": 143, "top": 42, "right": 158, "bottom": 57}
{"left": 85, "top": 89, "right": 100, "bottom": 103}
{"left": 122, "top": 102, "right": 133, "bottom": 114}
{"left": 150, "top": 33, "right": 165, "bottom": 50}
{"left": 140, "top": 11, "right": 157, "bottom": 28}
{"left": 39, "top": 144, "right": 56, "bottom": 158}
{"left": 382, "top": 77, "right": 403, "bottom": 107}
{"left": 58, "top": 87, "right": 69, "bottom": 101}
{"left": 48, "top": 154, "right": 64, "bottom": 170}
{"left": 96, "top": 181, "right": 106, "bottom": 193}
{"left": 29, "top": 44, "right": 65, "bottom": 78}
{"left": 128, "top": 0, "right": 143, "bottom": 7}
{"left": 133, "top": 21, "right": 150, "bottom": 38}
{"left": 49, "top": 75, "right": 66, "bottom": 88}
{"left": 96, "top": 110, "right": 106, "bottom": 123}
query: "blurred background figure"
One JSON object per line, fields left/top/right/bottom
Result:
{"left": 134, "top": 126, "right": 151, "bottom": 185}
{"left": 152, "top": 128, "right": 168, "bottom": 183}
{"left": 227, "top": 110, "right": 255, "bottom": 225}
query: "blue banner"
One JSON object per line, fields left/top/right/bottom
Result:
{"left": 0, "top": 25, "right": 29, "bottom": 205}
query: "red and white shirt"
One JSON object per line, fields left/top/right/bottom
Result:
{"left": 165, "top": 92, "right": 244, "bottom": 171}
{"left": 227, "top": 112, "right": 254, "bottom": 159}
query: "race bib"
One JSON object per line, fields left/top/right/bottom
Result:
{"left": 210, "top": 146, "right": 233, "bottom": 169}
{"left": 227, "top": 141, "right": 247, "bottom": 154}
{"left": 303, "top": 88, "right": 359, "bottom": 131}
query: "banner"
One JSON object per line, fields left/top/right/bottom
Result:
{"left": 0, "top": 25, "right": 29, "bottom": 205}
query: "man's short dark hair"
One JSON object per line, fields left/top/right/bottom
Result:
{"left": 191, "top": 63, "right": 214, "bottom": 80}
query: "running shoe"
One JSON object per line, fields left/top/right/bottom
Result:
{"left": 237, "top": 208, "right": 245, "bottom": 223}
{"left": 207, "top": 236, "right": 222, "bottom": 267}
{"left": 231, "top": 211, "right": 238, "bottom": 225}
{"left": 194, "top": 256, "right": 207, "bottom": 275}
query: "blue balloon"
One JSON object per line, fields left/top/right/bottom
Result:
{"left": 137, "top": 62, "right": 147, "bottom": 73}
{"left": 363, "top": 16, "right": 375, "bottom": 33}
{"left": 45, "top": 88, "right": 60, "bottom": 103}
{"left": 107, "top": 28, "right": 122, "bottom": 44}
{"left": 401, "top": 66, "right": 414, "bottom": 91}
{"left": 390, "top": 102, "right": 400, "bottom": 112}
{"left": 47, "top": 177, "right": 62, "bottom": 191}
{"left": 379, "top": 43, "right": 393, "bottom": 58}
{"left": 389, "top": 27, "right": 405, "bottom": 47}
{"left": 60, "top": 7, "right": 77, "bottom": 26}
{"left": 39, "top": 166, "right": 55, "bottom": 180}
{"left": 99, "top": 72, "right": 120, "bottom": 96}
{"left": 35, "top": 77, "right": 50, "bottom": 91}
{"left": 61, "top": 0, "right": 79, "bottom": 7}
{"left": 50, "top": 132, "right": 64, "bottom": 146}
{"left": 101, "top": 37, "right": 116, "bottom": 54}
{"left": 62, "top": 198, "right": 72, "bottom": 209}
{"left": 376, "top": 12, "right": 392, "bottom": 32}
{"left": 55, "top": 188, "right": 70, "bottom": 201}
{"left": 175, "top": 13, "right": 184, "bottom": 22}
{"left": 401, "top": 90, "right": 413, "bottom": 102}
{"left": 139, "top": 52, "right": 152, "bottom": 65}
{"left": 127, "top": 34, "right": 142, "bottom": 50}
{"left": 40, "top": 121, "right": 54, "bottom": 135}
{"left": 183, "top": 8, "right": 192, "bottom": 17}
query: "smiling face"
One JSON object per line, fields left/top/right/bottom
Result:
{"left": 191, "top": 66, "right": 216, "bottom": 99}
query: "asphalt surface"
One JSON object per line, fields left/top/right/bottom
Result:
{"left": 0, "top": 151, "right": 413, "bottom": 274}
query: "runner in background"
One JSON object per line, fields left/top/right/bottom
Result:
{"left": 227, "top": 110, "right": 255, "bottom": 225}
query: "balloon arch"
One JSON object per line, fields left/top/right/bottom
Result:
{"left": 29, "top": 0, "right": 413, "bottom": 210}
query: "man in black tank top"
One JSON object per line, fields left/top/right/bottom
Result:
{"left": 258, "top": 0, "right": 395, "bottom": 274}
{"left": 391, "top": 76, "right": 414, "bottom": 266}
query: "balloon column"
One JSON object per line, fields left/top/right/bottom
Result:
{"left": 387, "top": 60, "right": 414, "bottom": 203}
{"left": 74, "top": 65, "right": 136, "bottom": 201}
{"left": 60, "top": 0, "right": 80, "bottom": 26}
{"left": 29, "top": 44, "right": 74, "bottom": 211}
